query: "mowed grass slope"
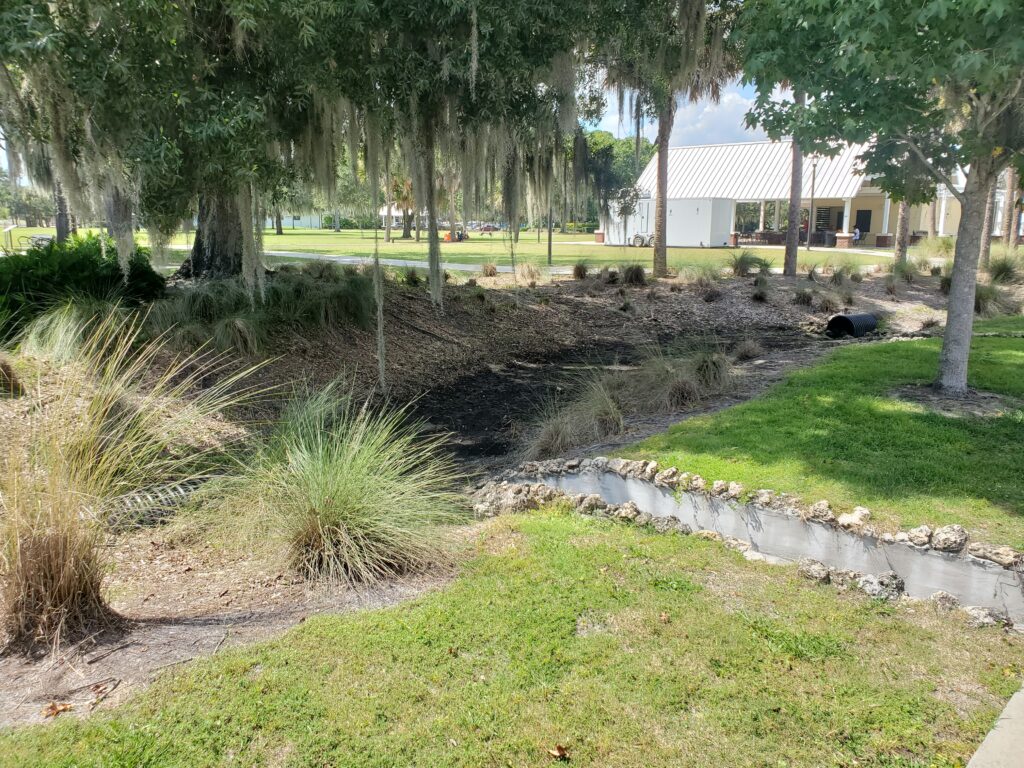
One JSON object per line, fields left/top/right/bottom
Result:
{"left": 629, "top": 323, "right": 1024, "bottom": 547}
{"left": 3, "top": 511, "right": 1020, "bottom": 767}
{"left": 8, "top": 226, "right": 883, "bottom": 272}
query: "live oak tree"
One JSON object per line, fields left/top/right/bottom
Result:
{"left": 742, "top": 0, "right": 1024, "bottom": 394}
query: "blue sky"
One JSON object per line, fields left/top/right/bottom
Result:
{"left": 594, "top": 80, "right": 770, "bottom": 146}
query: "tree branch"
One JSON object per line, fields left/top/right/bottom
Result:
{"left": 899, "top": 132, "right": 965, "bottom": 205}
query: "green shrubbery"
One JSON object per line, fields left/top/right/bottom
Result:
{"left": 0, "top": 234, "right": 165, "bottom": 341}
{"left": 147, "top": 261, "right": 374, "bottom": 354}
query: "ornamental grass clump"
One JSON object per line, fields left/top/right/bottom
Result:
{"left": 202, "top": 386, "right": 464, "bottom": 585}
{"left": 1, "top": 311, "right": 257, "bottom": 651}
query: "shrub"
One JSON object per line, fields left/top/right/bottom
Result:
{"left": 730, "top": 250, "right": 761, "bottom": 277}
{"left": 793, "top": 288, "right": 813, "bottom": 306}
{"left": 691, "top": 349, "right": 732, "bottom": 391}
{"left": 886, "top": 275, "right": 899, "bottom": 296}
{"left": 849, "top": 270, "right": 864, "bottom": 283}
{"left": 828, "top": 266, "right": 848, "bottom": 287}
{"left": 0, "top": 233, "right": 165, "bottom": 342}
{"left": 988, "top": 256, "right": 1020, "bottom": 284}
{"left": 939, "top": 275, "right": 952, "bottom": 295}
{"left": 18, "top": 299, "right": 126, "bottom": 364}
{"left": 701, "top": 286, "right": 722, "bottom": 302}
{"left": 806, "top": 264, "right": 820, "bottom": 283}
{"left": 0, "top": 355, "right": 25, "bottom": 397}
{"left": 403, "top": 267, "right": 423, "bottom": 287}
{"left": 481, "top": 263, "right": 498, "bottom": 278}
{"left": 688, "top": 265, "right": 720, "bottom": 291}
{"left": 301, "top": 260, "right": 343, "bottom": 283}
{"left": 914, "top": 257, "right": 932, "bottom": 274}
{"left": 930, "top": 265, "right": 942, "bottom": 277}
{"left": 751, "top": 274, "right": 770, "bottom": 302}
{"left": 893, "top": 262, "right": 916, "bottom": 284}
{"left": 974, "top": 284, "right": 1019, "bottom": 317}
{"left": 918, "top": 236, "right": 955, "bottom": 260}
{"left": 195, "top": 387, "right": 463, "bottom": 584}
{"left": 572, "top": 261, "right": 588, "bottom": 280}
{"left": 818, "top": 293, "right": 841, "bottom": 313}
{"left": 622, "top": 264, "right": 646, "bottom": 286}
{"left": 146, "top": 270, "right": 375, "bottom": 355}
{"left": 516, "top": 262, "right": 541, "bottom": 285}
{"left": 602, "top": 267, "right": 619, "bottom": 284}
{"left": 732, "top": 338, "right": 764, "bottom": 362}
{"left": 841, "top": 289, "right": 856, "bottom": 307}
{"left": 1, "top": 314, "right": 256, "bottom": 650}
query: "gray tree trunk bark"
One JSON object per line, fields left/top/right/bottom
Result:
{"left": 421, "top": 129, "right": 443, "bottom": 307}
{"left": 784, "top": 92, "right": 805, "bottom": 276}
{"left": 894, "top": 200, "right": 910, "bottom": 265}
{"left": 999, "top": 168, "right": 1018, "bottom": 243}
{"left": 106, "top": 187, "right": 135, "bottom": 277}
{"left": 937, "top": 160, "right": 999, "bottom": 394}
{"left": 274, "top": 209, "right": 283, "bottom": 235}
{"left": 402, "top": 210, "right": 413, "bottom": 239}
{"left": 54, "top": 180, "right": 70, "bottom": 244}
{"left": 653, "top": 99, "right": 675, "bottom": 277}
{"left": 177, "top": 193, "right": 243, "bottom": 279}
{"left": 979, "top": 180, "right": 996, "bottom": 269}
{"left": 927, "top": 201, "right": 937, "bottom": 238}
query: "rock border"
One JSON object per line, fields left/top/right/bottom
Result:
{"left": 472, "top": 456, "right": 1021, "bottom": 630}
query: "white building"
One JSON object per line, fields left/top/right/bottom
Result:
{"left": 602, "top": 140, "right": 897, "bottom": 248}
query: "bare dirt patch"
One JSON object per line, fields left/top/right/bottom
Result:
{"left": 0, "top": 523, "right": 492, "bottom": 728}
{"left": 891, "top": 384, "right": 1024, "bottom": 419}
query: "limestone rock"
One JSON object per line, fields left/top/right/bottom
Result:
{"left": 929, "top": 591, "right": 960, "bottom": 612}
{"left": 838, "top": 506, "right": 871, "bottom": 529}
{"left": 694, "top": 529, "right": 722, "bottom": 542}
{"left": 722, "top": 536, "right": 750, "bottom": 553}
{"left": 726, "top": 481, "right": 744, "bottom": 500}
{"left": 607, "top": 458, "right": 627, "bottom": 475}
{"left": 967, "top": 542, "right": 1021, "bottom": 568}
{"left": 564, "top": 458, "right": 581, "bottom": 471}
{"left": 711, "top": 480, "right": 729, "bottom": 496}
{"left": 964, "top": 605, "right": 1008, "bottom": 628}
{"left": 577, "top": 494, "right": 607, "bottom": 514}
{"left": 857, "top": 571, "right": 905, "bottom": 601}
{"left": 654, "top": 468, "right": 681, "bottom": 488}
{"left": 641, "top": 461, "right": 659, "bottom": 481}
{"left": 829, "top": 569, "right": 863, "bottom": 590}
{"left": 931, "top": 524, "right": 968, "bottom": 553}
{"left": 652, "top": 516, "right": 683, "bottom": 534}
{"left": 753, "top": 489, "right": 775, "bottom": 506}
{"left": 797, "top": 558, "right": 830, "bottom": 583}
{"left": 894, "top": 532, "right": 910, "bottom": 543}
{"left": 634, "top": 511, "right": 654, "bottom": 527}
{"left": 613, "top": 501, "right": 641, "bottom": 521}
{"left": 906, "top": 525, "right": 932, "bottom": 547}
{"left": 806, "top": 500, "right": 835, "bottom": 523}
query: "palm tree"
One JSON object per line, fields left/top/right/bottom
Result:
{"left": 392, "top": 177, "right": 416, "bottom": 239}
{"left": 603, "top": 1, "right": 735, "bottom": 277}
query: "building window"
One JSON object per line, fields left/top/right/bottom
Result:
{"left": 855, "top": 210, "right": 872, "bottom": 232}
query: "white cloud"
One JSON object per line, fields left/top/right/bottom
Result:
{"left": 592, "top": 80, "right": 787, "bottom": 147}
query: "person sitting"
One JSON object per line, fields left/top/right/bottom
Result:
{"left": 852, "top": 226, "right": 862, "bottom": 244}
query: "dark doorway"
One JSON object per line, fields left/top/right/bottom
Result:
{"left": 855, "top": 209, "right": 872, "bottom": 232}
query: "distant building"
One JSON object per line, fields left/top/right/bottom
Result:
{"left": 601, "top": 140, "right": 1019, "bottom": 248}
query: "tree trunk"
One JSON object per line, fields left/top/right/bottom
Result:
{"left": 784, "top": 92, "right": 805, "bottom": 276}
{"left": 937, "top": 160, "right": 999, "bottom": 394}
{"left": 421, "top": 129, "right": 443, "bottom": 307}
{"left": 384, "top": 187, "right": 393, "bottom": 244}
{"left": 1011, "top": 208, "right": 1021, "bottom": 251}
{"left": 927, "top": 200, "right": 937, "bottom": 238}
{"left": 653, "top": 99, "right": 675, "bottom": 277}
{"left": 333, "top": 209, "right": 341, "bottom": 232}
{"left": 979, "top": 180, "right": 996, "bottom": 269}
{"left": 106, "top": 187, "right": 135, "bottom": 277}
{"left": 999, "top": 168, "right": 1017, "bottom": 243}
{"left": 177, "top": 193, "right": 244, "bottom": 279}
{"left": 274, "top": 209, "right": 284, "bottom": 235}
{"left": 402, "top": 209, "right": 413, "bottom": 239}
{"left": 54, "top": 180, "right": 70, "bottom": 244}
{"left": 448, "top": 173, "right": 457, "bottom": 245}
{"left": 415, "top": 210, "right": 421, "bottom": 242}
{"left": 560, "top": 155, "right": 568, "bottom": 234}
{"left": 547, "top": 198, "right": 553, "bottom": 266}
{"left": 894, "top": 199, "right": 910, "bottom": 265}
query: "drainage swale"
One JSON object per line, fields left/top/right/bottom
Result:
{"left": 534, "top": 469, "right": 1024, "bottom": 625}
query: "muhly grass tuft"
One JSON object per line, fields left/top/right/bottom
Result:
{"left": 1, "top": 312, "right": 259, "bottom": 651}
{"left": 187, "top": 386, "right": 465, "bottom": 586}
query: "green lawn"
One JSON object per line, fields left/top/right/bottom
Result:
{"left": 3, "top": 510, "right": 1019, "bottom": 767}
{"left": 628, "top": 329, "right": 1024, "bottom": 547}
{"left": 6, "top": 226, "right": 885, "bottom": 272}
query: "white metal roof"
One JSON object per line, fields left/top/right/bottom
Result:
{"left": 635, "top": 140, "right": 871, "bottom": 202}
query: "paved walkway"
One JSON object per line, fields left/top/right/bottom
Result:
{"left": 968, "top": 688, "right": 1024, "bottom": 767}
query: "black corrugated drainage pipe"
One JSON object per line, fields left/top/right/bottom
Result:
{"left": 826, "top": 313, "right": 877, "bottom": 338}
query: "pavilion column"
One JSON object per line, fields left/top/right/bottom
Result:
{"left": 773, "top": 200, "right": 781, "bottom": 229}
{"left": 939, "top": 192, "right": 948, "bottom": 236}
{"left": 882, "top": 195, "right": 891, "bottom": 233}
{"left": 729, "top": 201, "right": 737, "bottom": 232}
{"left": 842, "top": 198, "right": 853, "bottom": 233}
{"left": 758, "top": 201, "right": 766, "bottom": 231}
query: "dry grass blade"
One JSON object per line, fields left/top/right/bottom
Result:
{"left": 2, "top": 307, "right": 265, "bottom": 652}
